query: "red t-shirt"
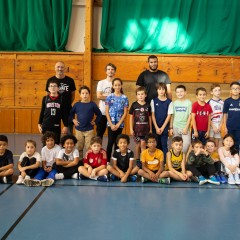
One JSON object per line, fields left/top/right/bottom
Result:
{"left": 192, "top": 102, "right": 212, "bottom": 131}
{"left": 83, "top": 149, "right": 107, "bottom": 168}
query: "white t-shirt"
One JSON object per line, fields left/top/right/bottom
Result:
{"left": 19, "top": 152, "right": 41, "bottom": 163}
{"left": 57, "top": 148, "right": 79, "bottom": 161}
{"left": 96, "top": 79, "right": 112, "bottom": 115}
{"left": 41, "top": 144, "right": 61, "bottom": 167}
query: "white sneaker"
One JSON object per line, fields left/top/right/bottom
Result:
{"left": 25, "top": 175, "right": 30, "bottom": 180}
{"left": 228, "top": 174, "right": 235, "bottom": 185}
{"left": 23, "top": 179, "right": 41, "bottom": 187}
{"left": 41, "top": 179, "right": 54, "bottom": 187}
{"left": 3, "top": 176, "right": 7, "bottom": 184}
{"left": 55, "top": 173, "right": 64, "bottom": 180}
{"left": 16, "top": 175, "right": 24, "bottom": 184}
{"left": 234, "top": 173, "right": 240, "bottom": 184}
{"left": 71, "top": 173, "right": 79, "bottom": 179}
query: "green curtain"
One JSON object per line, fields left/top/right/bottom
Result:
{"left": 0, "top": 0, "right": 72, "bottom": 51}
{"left": 100, "top": 0, "right": 240, "bottom": 55}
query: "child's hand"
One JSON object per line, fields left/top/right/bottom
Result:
{"left": 121, "top": 175, "right": 128, "bottom": 183}
{"left": 130, "top": 129, "right": 134, "bottom": 136}
{"left": 228, "top": 165, "right": 237, "bottom": 173}
{"left": 119, "top": 171, "right": 125, "bottom": 178}
{"left": 193, "top": 131, "right": 199, "bottom": 138}
{"left": 169, "top": 129, "right": 173, "bottom": 136}
{"left": 73, "top": 119, "right": 79, "bottom": 126}
{"left": 204, "top": 131, "right": 209, "bottom": 138}
{"left": 87, "top": 166, "right": 92, "bottom": 174}
{"left": 156, "top": 128, "right": 162, "bottom": 135}
{"left": 181, "top": 173, "right": 188, "bottom": 181}
{"left": 90, "top": 120, "right": 95, "bottom": 125}
{"left": 182, "top": 127, "right": 188, "bottom": 135}
{"left": 90, "top": 169, "right": 96, "bottom": 178}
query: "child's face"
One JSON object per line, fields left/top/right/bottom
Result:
{"left": 147, "top": 138, "right": 157, "bottom": 150}
{"left": 80, "top": 89, "right": 90, "bottom": 102}
{"left": 0, "top": 141, "right": 8, "bottom": 155}
{"left": 205, "top": 142, "right": 215, "bottom": 154}
{"left": 63, "top": 139, "right": 75, "bottom": 153}
{"left": 211, "top": 87, "right": 221, "bottom": 98}
{"left": 157, "top": 87, "right": 166, "bottom": 97}
{"left": 136, "top": 91, "right": 146, "bottom": 102}
{"left": 175, "top": 88, "right": 186, "bottom": 99}
{"left": 48, "top": 83, "right": 59, "bottom": 94}
{"left": 193, "top": 143, "right": 203, "bottom": 153}
{"left": 112, "top": 80, "right": 122, "bottom": 93}
{"left": 172, "top": 141, "right": 183, "bottom": 152}
{"left": 91, "top": 142, "right": 101, "bottom": 154}
{"left": 117, "top": 138, "right": 128, "bottom": 152}
{"left": 230, "top": 84, "right": 240, "bottom": 97}
{"left": 26, "top": 143, "right": 36, "bottom": 156}
{"left": 223, "top": 136, "right": 234, "bottom": 149}
{"left": 46, "top": 137, "right": 55, "bottom": 149}
{"left": 196, "top": 90, "right": 206, "bottom": 102}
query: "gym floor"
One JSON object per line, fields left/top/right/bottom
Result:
{"left": 0, "top": 134, "right": 239, "bottom": 240}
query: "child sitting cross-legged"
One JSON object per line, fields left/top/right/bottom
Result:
{"left": 78, "top": 136, "right": 108, "bottom": 182}
{"left": 138, "top": 133, "right": 170, "bottom": 184}
{"left": 186, "top": 140, "right": 220, "bottom": 185}
{"left": 107, "top": 134, "right": 139, "bottom": 183}
{"left": 166, "top": 136, "right": 192, "bottom": 181}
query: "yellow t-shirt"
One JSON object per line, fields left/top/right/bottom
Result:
{"left": 141, "top": 148, "right": 164, "bottom": 171}
{"left": 210, "top": 151, "right": 219, "bottom": 162}
{"left": 165, "top": 149, "right": 183, "bottom": 170}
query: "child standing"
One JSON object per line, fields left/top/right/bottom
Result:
{"left": 151, "top": 83, "right": 172, "bottom": 161}
{"left": 105, "top": 78, "right": 129, "bottom": 162}
{"left": 186, "top": 140, "right": 220, "bottom": 185}
{"left": 208, "top": 84, "right": 224, "bottom": 147}
{"left": 138, "top": 133, "right": 170, "bottom": 184}
{"left": 107, "top": 134, "right": 138, "bottom": 183}
{"left": 23, "top": 132, "right": 61, "bottom": 187}
{"left": 166, "top": 136, "right": 192, "bottom": 181}
{"left": 16, "top": 140, "right": 41, "bottom": 184}
{"left": 54, "top": 135, "right": 80, "bottom": 180}
{"left": 69, "top": 85, "right": 102, "bottom": 159}
{"left": 129, "top": 86, "right": 152, "bottom": 161}
{"left": 0, "top": 135, "right": 14, "bottom": 184}
{"left": 192, "top": 87, "right": 212, "bottom": 145}
{"left": 169, "top": 85, "right": 192, "bottom": 153}
{"left": 223, "top": 81, "right": 240, "bottom": 152}
{"left": 38, "top": 79, "right": 69, "bottom": 144}
{"left": 218, "top": 134, "right": 240, "bottom": 184}
{"left": 78, "top": 136, "right": 108, "bottom": 182}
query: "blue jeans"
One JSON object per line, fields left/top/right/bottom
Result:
{"left": 34, "top": 167, "right": 57, "bottom": 180}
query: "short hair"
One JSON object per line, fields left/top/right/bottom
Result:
{"left": 172, "top": 136, "right": 183, "bottom": 143}
{"left": 196, "top": 87, "right": 207, "bottom": 95}
{"left": 60, "top": 134, "right": 78, "bottom": 146}
{"left": 206, "top": 139, "right": 216, "bottom": 146}
{"left": 136, "top": 86, "right": 146, "bottom": 95}
{"left": 116, "top": 134, "right": 130, "bottom": 145}
{"left": 41, "top": 131, "right": 56, "bottom": 145}
{"left": 145, "top": 133, "right": 158, "bottom": 143}
{"left": 156, "top": 82, "right": 167, "bottom": 93}
{"left": 111, "top": 78, "right": 124, "bottom": 94}
{"left": 230, "top": 81, "right": 240, "bottom": 88}
{"left": 175, "top": 85, "right": 186, "bottom": 91}
{"left": 148, "top": 55, "right": 158, "bottom": 62}
{"left": 48, "top": 79, "right": 59, "bottom": 87}
{"left": 0, "top": 135, "right": 8, "bottom": 143}
{"left": 210, "top": 83, "right": 220, "bottom": 91}
{"left": 25, "top": 139, "right": 37, "bottom": 148}
{"left": 105, "top": 63, "right": 117, "bottom": 71}
{"left": 79, "top": 85, "right": 90, "bottom": 94}
{"left": 90, "top": 136, "right": 102, "bottom": 146}
{"left": 191, "top": 139, "right": 203, "bottom": 148}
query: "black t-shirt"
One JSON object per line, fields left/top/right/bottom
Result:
{"left": 112, "top": 149, "right": 134, "bottom": 172}
{"left": 0, "top": 149, "right": 14, "bottom": 167}
{"left": 136, "top": 70, "right": 171, "bottom": 103}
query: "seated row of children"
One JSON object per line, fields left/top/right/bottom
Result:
{"left": 1, "top": 130, "right": 239, "bottom": 186}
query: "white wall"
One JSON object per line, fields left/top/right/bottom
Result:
{"left": 66, "top": 1, "right": 102, "bottom": 52}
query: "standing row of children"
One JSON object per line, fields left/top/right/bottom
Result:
{"left": 1, "top": 79, "right": 240, "bottom": 186}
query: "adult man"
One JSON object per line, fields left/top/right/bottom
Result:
{"left": 96, "top": 63, "right": 117, "bottom": 139}
{"left": 136, "top": 55, "right": 172, "bottom": 102}
{"left": 45, "top": 61, "right": 76, "bottom": 134}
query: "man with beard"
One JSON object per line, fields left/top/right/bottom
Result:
{"left": 136, "top": 55, "right": 172, "bottom": 103}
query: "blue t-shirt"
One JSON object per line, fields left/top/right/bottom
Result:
{"left": 223, "top": 97, "right": 240, "bottom": 130}
{"left": 105, "top": 93, "right": 129, "bottom": 128}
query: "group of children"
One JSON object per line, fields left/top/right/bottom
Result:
{"left": 1, "top": 80, "right": 240, "bottom": 186}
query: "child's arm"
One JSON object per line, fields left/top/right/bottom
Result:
{"left": 0, "top": 163, "right": 14, "bottom": 172}
{"left": 105, "top": 105, "right": 113, "bottom": 128}
{"left": 169, "top": 114, "right": 174, "bottom": 136}
{"left": 142, "top": 162, "right": 156, "bottom": 180}
{"left": 149, "top": 114, "right": 152, "bottom": 133}
{"left": 65, "top": 157, "right": 79, "bottom": 168}
{"left": 91, "top": 165, "right": 106, "bottom": 178}
{"left": 116, "top": 107, "right": 128, "bottom": 130}
{"left": 182, "top": 113, "right": 191, "bottom": 135}
{"left": 38, "top": 97, "right": 46, "bottom": 133}
{"left": 223, "top": 113, "right": 228, "bottom": 135}
{"left": 112, "top": 159, "right": 125, "bottom": 178}
{"left": 121, "top": 160, "right": 134, "bottom": 183}
{"left": 159, "top": 114, "right": 171, "bottom": 133}
{"left": 191, "top": 113, "right": 198, "bottom": 138}
{"left": 151, "top": 111, "right": 159, "bottom": 132}
{"left": 129, "top": 114, "right": 134, "bottom": 136}
{"left": 205, "top": 114, "right": 211, "bottom": 138}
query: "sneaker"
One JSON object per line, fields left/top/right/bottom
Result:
{"left": 215, "top": 175, "right": 221, "bottom": 183}
{"left": 23, "top": 179, "right": 41, "bottom": 187}
{"left": 71, "top": 173, "right": 79, "bottom": 179}
{"left": 141, "top": 177, "right": 149, "bottom": 183}
{"left": 127, "top": 175, "right": 137, "bottom": 182}
{"left": 97, "top": 175, "right": 109, "bottom": 182}
{"left": 207, "top": 176, "right": 220, "bottom": 185}
{"left": 16, "top": 175, "right": 24, "bottom": 184}
{"left": 198, "top": 176, "right": 208, "bottom": 185}
{"left": 25, "top": 175, "right": 30, "bottom": 180}
{"left": 41, "top": 179, "right": 54, "bottom": 187}
{"left": 110, "top": 174, "right": 119, "bottom": 181}
{"left": 228, "top": 174, "right": 235, "bottom": 185}
{"left": 234, "top": 173, "right": 240, "bottom": 184}
{"left": 190, "top": 175, "right": 199, "bottom": 183}
{"left": 219, "top": 174, "right": 227, "bottom": 184}
{"left": 158, "top": 177, "right": 171, "bottom": 184}
{"left": 2, "top": 176, "right": 7, "bottom": 184}
{"left": 55, "top": 173, "right": 64, "bottom": 180}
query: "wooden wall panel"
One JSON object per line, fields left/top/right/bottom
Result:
{"left": 31, "top": 109, "right": 41, "bottom": 134}
{"left": 0, "top": 109, "right": 14, "bottom": 133}
{"left": 15, "top": 109, "right": 32, "bottom": 133}
{"left": 0, "top": 59, "right": 15, "bottom": 78}
{"left": 0, "top": 79, "right": 14, "bottom": 106}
